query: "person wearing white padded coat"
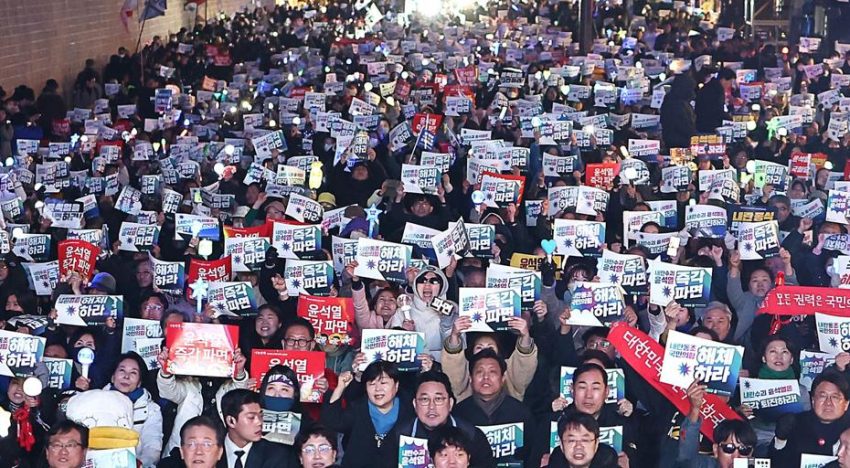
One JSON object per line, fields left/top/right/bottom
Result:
{"left": 155, "top": 346, "right": 253, "bottom": 457}
{"left": 104, "top": 352, "right": 163, "bottom": 468}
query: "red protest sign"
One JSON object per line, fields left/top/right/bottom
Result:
{"left": 165, "top": 322, "right": 238, "bottom": 378}
{"left": 757, "top": 285, "right": 850, "bottom": 317}
{"left": 289, "top": 87, "right": 311, "bottom": 99}
{"left": 297, "top": 295, "right": 355, "bottom": 346}
{"left": 586, "top": 162, "right": 621, "bottom": 189}
{"left": 789, "top": 151, "right": 811, "bottom": 178}
{"left": 412, "top": 113, "right": 443, "bottom": 135}
{"left": 223, "top": 221, "right": 271, "bottom": 239}
{"left": 608, "top": 323, "right": 740, "bottom": 442}
{"left": 250, "top": 349, "right": 326, "bottom": 403}
{"left": 52, "top": 119, "right": 71, "bottom": 138}
{"left": 395, "top": 80, "right": 411, "bottom": 101}
{"left": 186, "top": 257, "right": 232, "bottom": 297}
{"left": 443, "top": 85, "right": 476, "bottom": 106}
{"left": 454, "top": 66, "right": 479, "bottom": 87}
{"left": 58, "top": 240, "right": 99, "bottom": 283}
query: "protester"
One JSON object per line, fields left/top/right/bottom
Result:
{"left": 44, "top": 420, "right": 88, "bottom": 468}
{"left": 220, "top": 389, "right": 297, "bottom": 468}
{"left": 3, "top": 0, "right": 850, "bottom": 466}
{"left": 320, "top": 361, "right": 413, "bottom": 467}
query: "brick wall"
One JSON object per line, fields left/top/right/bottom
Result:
{"left": 0, "top": 0, "right": 265, "bottom": 99}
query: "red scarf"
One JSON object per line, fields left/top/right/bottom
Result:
{"left": 12, "top": 405, "right": 35, "bottom": 452}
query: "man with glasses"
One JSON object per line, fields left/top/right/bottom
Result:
{"left": 158, "top": 415, "right": 224, "bottom": 468}
{"left": 549, "top": 412, "right": 618, "bottom": 468}
{"left": 281, "top": 319, "right": 329, "bottom": 396}
{"left": 583, "top": 328, "right": 616, "bottom": 362}
{"left": 379, "top": 371, "right": 494, "bottom": 468}
{"left": 678, "top": 380, "right": 757, "bottom": 467}
{"left": 768, "top": 371, "right": 850, "bottom": 467}
{"left": 45, "top": 420, "right": 88, "bottom": 468}
{"left": 552, "top": 363, "right": 638, "bottom": 466}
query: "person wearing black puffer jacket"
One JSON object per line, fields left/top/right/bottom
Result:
{"left": 548, "top": 412, "right": 618, "bottom": 468}
{"left": 769, "top": 370, "right": 850, "bottom": 468}
{"left": 320, "top": 361, "right": 413, "bottom": 468}
{"left": 378, "top": 371, "right": 495, "bottom": 468}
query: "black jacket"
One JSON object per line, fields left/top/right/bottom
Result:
{"left": 453, "top": 393, "right": 533, "bottom": 466}
{"left": 769, "top": 410, "right": 850, "bottom": 468}
{"left": 695, "top": 78, "right": 729, "bottom": 133}
{"left": 378, "top": 415, "right": 496, "bottom": 468}
{"left": 660, "top": 74, "right": 697, "bottom": 149}
{"left": 320, "top": 395, "right": 414, "bottom": 468}
{"left": 218, "top": 439, "right": 297, "bottom": 468}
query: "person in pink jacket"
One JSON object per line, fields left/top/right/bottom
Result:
{"left": 346, "top": 260, "right": 416, "bottom": 331}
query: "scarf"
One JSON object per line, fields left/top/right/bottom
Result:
{"left": 13, "top": 406, "right": 34, "bottom": 451}
{"left": 369, "top": 397, "right": 399, "bottom": 437}
{"left": 109, "top": 384, "right": 145, "bottom": 403}
{"left": 758, "top": 364, "right": 796, "bottom": 380}
{"left": 473, "top": 388, "right": 506, "bottom": 420}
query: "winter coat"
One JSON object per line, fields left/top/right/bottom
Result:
{"left": 660, "top": 74, "right": 697, "bottom": 149}
{"left": 156, "top": 371, "right": 252, "bottom": 455}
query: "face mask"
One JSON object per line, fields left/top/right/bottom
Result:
{"left": 263, "top": 395, "right": 295, "bottom": 412}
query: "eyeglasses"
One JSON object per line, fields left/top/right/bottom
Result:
{"left": 285, "top": 338, "right": 313, "bottom": 347}
{"left": 719, "top": 443, "right": 753, "bottom": 456}
{"left": 563, "top": 437, "right": 597, "bottom": 447}
{"left": 302, "top": 444, "right": 333, "bottom": 456}
{"left": 145, "top": 304, "right": 164, "bottom": 311}
{"left": 183, "top": 440, "right": 218, "bottom": 451}
{"left": 587, "top": 340, "right": 611, "bottom": 349}
{"left": 136, "top": 270, "right": 153, "bottom": 276}
{"left": 48, "top": 441, "right": 83, "bottom": 451}
{"left": 416, "top": 277, "right": 442, "bottom": 285}
{"left": 416, "top": 395, "right": 449, "bottom": 407}
{"left": 814, "top": 392, "right": 846, "bottom": 405}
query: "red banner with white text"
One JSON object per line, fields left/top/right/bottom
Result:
{"left": 757, "top": 286, "right": 850, "bottom": 316}
{"left": 608, "top": 323, "right": 740, "bottom": 442}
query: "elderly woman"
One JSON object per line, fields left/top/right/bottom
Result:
{"left": 105, "top": 352, "right": 163, "bottom": 467}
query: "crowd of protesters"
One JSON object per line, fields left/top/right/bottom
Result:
{"left": 3, "top": 0, "right": 850, "bottom": 467}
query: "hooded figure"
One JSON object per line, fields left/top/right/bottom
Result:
{"left": 388, "top": 266, "right": 456, "bottom": 361}
{"left": 660, "top": 73, "right": 697, "bottom": 149}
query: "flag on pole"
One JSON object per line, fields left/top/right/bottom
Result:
{"left": 120, "top": 0, "right": 139, "bottom": 31}
{"left": 141, "top": 0, "right": 168, "bottom": 21}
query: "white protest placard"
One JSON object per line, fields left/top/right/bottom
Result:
{"left": 648, "top": 260, "right": 712, "bottom": 308}
{"left": 598, "top": 250, "right": 648, "bottom": 294}
{"left": 486, "top": 263, "right": 541, "bottom": 311}
{"left": 660, "top": 330, "right": 744, "bottom": 396}
{"left": 553, "top": 219, "right": 605, "bottom": 257}
{"left": 816, "top": 312, "right": 850, "bottom": 355}
{"left": 737, "top": 220, "right": 780, "bottom": 260}
{"left": 360, "top": 329, "right": 426, "bottom": 372}
{"left": 739, "top": 377, "right": 804, "bottom": 418}
{"left": 685, "top": 204, "right": 728, "bottom": 238}
{"left": 567, "top": 282, "right": 626, "bottom": 326}
{"left": 458, "top": 287, "right": 522, "bottom": 332}
{"left": 401, "top": 164, "right": 441, "bottom": 195}
{"left": 285, "top": 193, "right": 324, "bottom": 224}
{"left": 354, "top": 238, "right": 411, "bottom": 284}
